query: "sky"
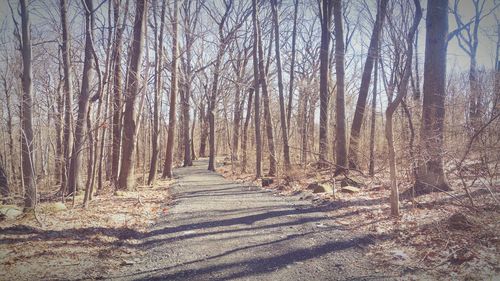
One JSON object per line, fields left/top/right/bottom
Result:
{"left": 0, "top": 0, "right": 498, "bottom": 72}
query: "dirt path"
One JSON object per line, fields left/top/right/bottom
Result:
{"left": 108, "top": 159, "right": 396, "bottom": 281}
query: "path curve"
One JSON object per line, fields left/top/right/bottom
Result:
{"left": 113, "top": 159, "right": 394, "bottom": 280}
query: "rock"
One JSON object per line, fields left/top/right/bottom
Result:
{"left": 340, "top": 177, "right": 363, "bottom": 187}
{"left": 311, "top": 183, "right": 334, "bottom": 194}
{"left": 307, "top": 183, "right": 319, "bottom": 190}
{"left": 262, "top": 177, "right": 273, "bottom": 187}
{"left": 391, "top": 249, "right": 409, "bottom": 260}
{"left": 340, "top": 186, "right": 361, "bottom": 193}
{"left": 43, "top": 202, "right": 67, "bottom": 213}
{"left": 0, "top": 205, "right": 23, "bottom": 220}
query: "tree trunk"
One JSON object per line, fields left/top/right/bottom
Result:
{"left": 257, "top": 20, "right": 277, "bottom": 176}
{"left": 60, "top": 0, "right": 73, "bottom": 196}
{"left": 252, "top": 0, "right": 262, "bottom": 178}
{"left": 287, "top": 0, "right": 299, "bottom": 133}
{"left": 163, "top": 0, "right": 179, "bottom": 178}
{"left": 0, "top": 157, "right": 8, "bottom": 203}
{"left": 415, "top": 0, "right": 451, "bottom": 195}
{"left": 318, "top": 0, "right": 333, "bottom": 167}
{"left": 148, "top": 0, "right": 165, "bottom": 185}
{"left": 199, "top": 102, "right": 209, "bottom": 157}
{"left": 20, "top": 0, "right": 36, "bottom": 209}
{"left": 207, "top": 48, "right": 223, "bottom": 172}
{"left": 241, "top": 88, "right": 253, "bottom": 173}
{"left": 333, "top": 0, "right": 348, "bottom": 174}
{"left": 182, "top": 50, "right": 192, "bottom": 167}
{"left": 2, "top": 76, "right": 17, "bottom": 191}
{"left": 271, "top": 0, "right": 291, "bottom": 169}
{"left": 348, "top": 0, "right": 388, "bottom": 168}
{"left": 369, "top": 48, "right": 378, "bottom": 176}
{"left": 111, "top": 0, "right": 128, "bottom": 186}
{"left": 117, "top": 0, "right": 147, "bottom": 189}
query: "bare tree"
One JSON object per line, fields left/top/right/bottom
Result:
{"left": 148, "top": 0, "right": 166, "bottom": 185}
{"left": 111, "top": 0, "right": 129, "bottom": 186}
{"left": 118, "top": 0, "right": 147, "bottom": 189}
{"left": 163, "top": 0, "right": 179, "bottom": 178}
{"left": 318, "top": 0, "right": 333, "bottom": 167}
{"left": 252, "top": 0, "right": 262, "bottom": 178}
{"left": 59, "top": 0, "right": 73, "bottom": 195}
{"left": 17, "top": 0, "right": 36, "bottom": 209}
{"left": 333, "top": 0, "right": 348, "bottom": 174}
{"left": 452, "top": 0, "right": 497, "bottom": 134}
{"left": 271, "top": 0, "right": 291, "bottom": 169}
{"left": 415, "top": 0, "right": 452, "bottom": 195}
{"left": 385, "top": 0, "right": 422, "bottom": 216}
{"left": 348, "top": 0, "right": 388, "bottom": 168}
{"left": 257, "top": 16, "right": 277, "bottom": 176}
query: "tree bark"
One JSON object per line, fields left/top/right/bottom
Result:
{"left": 241, "top": 88, "right": 253, "bottom": 173}
{"left": 369, "top": 47, "right": 378, "bottom": 176}
{"left": 148, "top": 0, "right": 166, "bottom": 185}
{"left": 271, "top": 0, "right": 291, "bottom": 169}
{"left": 287, "top": 0, "right": 299, "bottom": 133}
{"left": 318, "top": 0, "right": 333, "bottom": 167}
{"left": 59, "top": 0, "right": 73, "bottom": 195}
{"left": 117, "top": 0, "right": 147, "bottom": 189}
{"left": 415, "top": 0, "right": 451, "bottom": 195}
{"left": 257, "top": 20, "right": 277, "bottom": 176}
{"left": 252, "top": 0, "right": 262, "bottom": 178}
{"left": 333, "top": 0, "right": 348, "bottom": 174}
{"left": 19, "top": 0, "right": 36, "bottom": 209}
{"left": 348, "top": 0, "right": 388, "bottom": 168}
{"left": 0, "top": 156, "right": 8, "bottom": 202}
{"left": 111, "top": 0, "right": 129, "bottom": 186}
{"left": 163, "top": 0, "right": 179, "bottom": 177}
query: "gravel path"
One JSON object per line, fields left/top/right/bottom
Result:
{"left": 111, "top": 159, "right": 396, "bottom": 281}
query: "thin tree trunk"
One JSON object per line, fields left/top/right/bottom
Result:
{"left": 2, "top": 76, "right": 17, "bottom": 191}
{"left": 252, "top": 0, "right": 262, "bottom": 178}
{"left": 242, "top": 88, "right": 253, "bottom": 173}
{"left": 318, "top": 0, "right": 333, "bottom": 167}
{"left": 117, "top": 0, "right": 147, "bottom": 189}
{"left": 257, "top": 20, "right": 277, "bottom": 176}
{"left": 148, "top": 0, "right": 165, "bottom": 184}
{"left": 287, "top": 0, "right": 299, "bottom": 133}
{"left": 111, "top": 0, "right": 129, "bottom": 186}
{"left": 163, "top": 0, "right": 179, "bottom": 177}
{"left": 348, "top": 0, "right": 388, "bottom": 168}
{"left": 271, "top": 0, "right": 291, "bottom": 169}
{"left": 60, "top": 0, "right": 73, "bottom": 196}
{"left": 333, "top": 0, "right": 348, "bottom": 174}
{"left": 369, "top": 49, "right": 378, "bottom": 176}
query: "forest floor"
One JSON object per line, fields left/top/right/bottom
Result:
{"left": 0, "top": 158, "right": 498, "bottom": 280}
